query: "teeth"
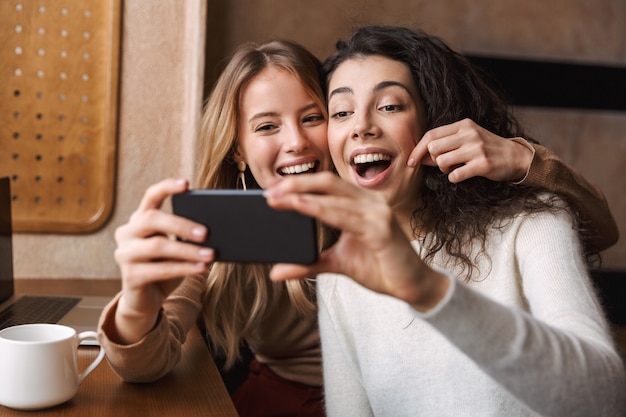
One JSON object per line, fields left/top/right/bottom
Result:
{"left": 280, "top": 162, "right": 316, "bottom": 175}
{"left": 353, "top": 153, "right": 391, "bottom": 164}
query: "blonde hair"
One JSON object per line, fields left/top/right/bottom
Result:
{"left": 195, "top": 40, "right": 327, "bottom": 368}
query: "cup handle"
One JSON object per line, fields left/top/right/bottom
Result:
{"left": 77, "top": 331, "right": 106, "bottom": 384}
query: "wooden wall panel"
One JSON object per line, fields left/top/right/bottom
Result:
{"left": 0, "top": 0, "right": 120, "bottom": 232}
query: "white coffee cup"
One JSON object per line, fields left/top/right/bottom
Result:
{"left": 0, "top": 323, "right": 105, "bottom": 410}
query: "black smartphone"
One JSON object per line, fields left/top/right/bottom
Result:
{"left": 171, "top": 189, "right": 318, "bottom": 264}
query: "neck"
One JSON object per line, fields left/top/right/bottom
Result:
{"left": 394, "top": 204, "right": 425, "bottom": 241}
{"left": 391, "top": 169, "right": 426, "bottom": 240}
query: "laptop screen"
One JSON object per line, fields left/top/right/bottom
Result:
{"left": 0, "top": 177, "right": 14, "bottom": 303}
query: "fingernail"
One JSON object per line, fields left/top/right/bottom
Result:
{"left": 407, "top": 158, "right": 416, "bottom": 167}
{"left": 199, "top": 248, "right": 213, "bottom": 258}
{"left": 191, "top": 226, "right": 205, "bottom": 237}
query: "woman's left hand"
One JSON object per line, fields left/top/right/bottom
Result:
{"left": 264, "top": 172, "right": 448, "bottom": 311}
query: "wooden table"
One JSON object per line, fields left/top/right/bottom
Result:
{"left": 4, "top": 279, "right": 238, "bottom": 416}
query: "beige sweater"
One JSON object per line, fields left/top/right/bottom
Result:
{"left": 97, "top": 140, "right": 618, "bottom": 388}
{"left": 514, "top": 139, "right": 618, "bottom": 251}
{"left": 98, "top": 273, "right": 321, "bottom": 386}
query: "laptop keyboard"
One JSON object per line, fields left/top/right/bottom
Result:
{"left": 0, "top": 296, "right": 81, "bottom": 330}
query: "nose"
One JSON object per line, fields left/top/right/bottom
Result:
{"left": 284, "top": 124, "right": 310, "bottom": 153}
{"left": 351, "top": 109, "right": 379, "bottom": 139}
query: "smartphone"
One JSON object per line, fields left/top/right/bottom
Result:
{"left": 171, "top": 189, "right": 318, "bottom": 264}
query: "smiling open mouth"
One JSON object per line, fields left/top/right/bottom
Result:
{"left": 279, "top": 161, "right": 319, "bottom": 176}
{"left": 353, "top": 153, "right": 392, "bottom": 179}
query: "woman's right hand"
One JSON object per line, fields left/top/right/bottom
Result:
{"left": 407, "top": 119, "right": 533, "bottom": 183}
{"left": 112, "top": 178, "right": 214, "bottom": 344}
{"left": 265, "top": 173, "right": 449, "bottom": 313}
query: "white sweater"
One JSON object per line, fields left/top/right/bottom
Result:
{"left": 318, "top": 208, "right": 626, "bottom": 416}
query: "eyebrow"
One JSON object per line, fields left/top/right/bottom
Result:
{"left": 374, "top": 81, "right": 412, "bottom": 95}
{"left": 329, "top": 81, "right": 413, "bottom": 100}
{"left": 249, "top": 111, "right": 277, "bottom": 122}
{"left": 248, "top": 102, "right": 321, "bottom": 123}
{"left": 328, "top": 86, "right": 352, "bottom": 100}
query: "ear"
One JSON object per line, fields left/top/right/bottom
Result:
{"left": 233, "top": 147, "right": 245, "bottom": 163}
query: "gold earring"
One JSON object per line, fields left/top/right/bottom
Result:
{"left": 237, "top": 160, "right": 247, "bottom": 191}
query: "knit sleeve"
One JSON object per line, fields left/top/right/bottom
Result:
{"left": 420, "top": 209, "right": 626, "bottom": 416}
{"left": 97, "top": 275, "right": 205, "bottom": 382}
{"left": 512, "top": 138, "right": 618, "bottom": 252}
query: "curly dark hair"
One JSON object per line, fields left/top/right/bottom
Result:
{"left": 322, "top": 25, "right": 597, "bottom": 279}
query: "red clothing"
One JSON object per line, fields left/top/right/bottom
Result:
{"left": 232, "top": 360, "right": 324, "bottom": 417}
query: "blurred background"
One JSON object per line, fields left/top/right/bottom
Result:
{"left": 10, "top": 0, "right": 626, "bottom": 279}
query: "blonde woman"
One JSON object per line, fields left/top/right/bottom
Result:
{"left": 99, "top": 40, "right": 332, "bottom": 417}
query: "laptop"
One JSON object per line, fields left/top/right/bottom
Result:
{"left": 0, "top": 177, "right": 111, "bottom": 342}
